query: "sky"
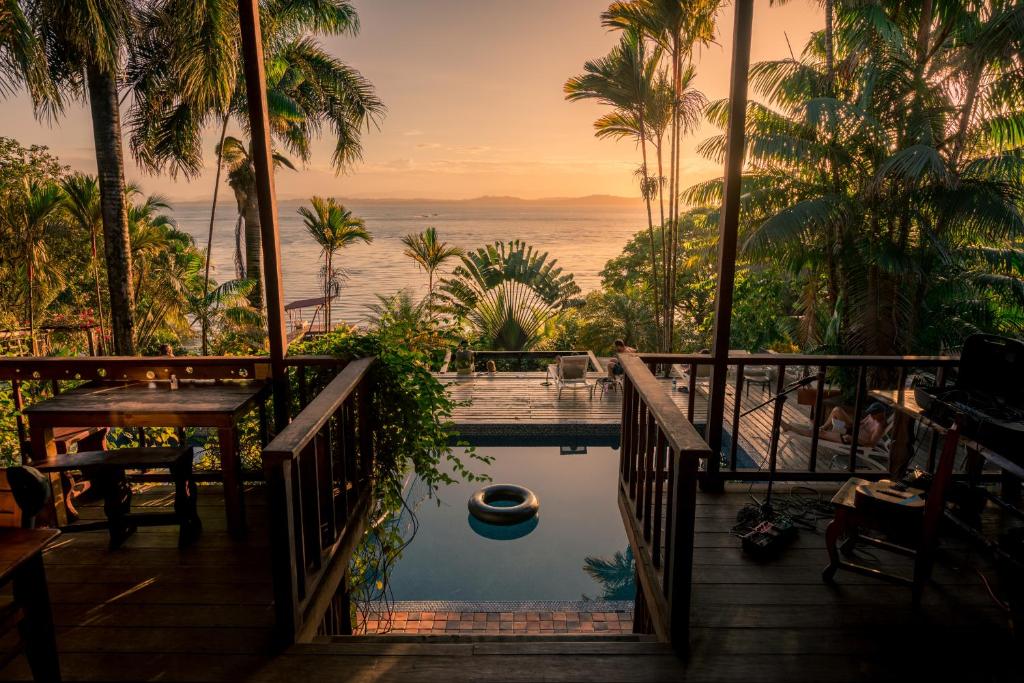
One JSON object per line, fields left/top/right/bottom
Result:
{"left": 3, "top": 0, "right": 822, "bottom": 201}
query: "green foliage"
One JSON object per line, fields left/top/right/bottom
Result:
{"left": 690, "top": 2, "right": 1024, "bottom": 355}
{"left": 292, "top": 327, "right": 488, "bottom": 509}
{"left": 0, "top": 138, "right": 245, "bottom": 353}
{"left": 437, "top": 240, "right": 582, "bottom": 351}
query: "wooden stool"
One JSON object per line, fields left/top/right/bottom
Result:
{"left": 8, "top": 447, "right": 201, "bottom": 549}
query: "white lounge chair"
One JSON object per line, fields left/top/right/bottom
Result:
{"left": 548, "top": 355, "right": 594, "bottom": 400}
{"left": 781, "top": 415, "right": 895, "bottom": 472}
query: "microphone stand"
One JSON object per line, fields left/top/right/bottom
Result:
{"left": 741, "top": 375, "right": 816, "bottom": 519}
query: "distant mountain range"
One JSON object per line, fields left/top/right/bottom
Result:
{"left": 174, "top": 194, "right": 644, "bottom": 207}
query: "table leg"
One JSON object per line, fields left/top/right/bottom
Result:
{"left": 218, "top": 427, "right": 246, "bottom": 537}
{"left": 13, "top": 552, "right": 61, "bottom": 682}
{"left": 28, "top": 423, "right": 68, "bottom": 528}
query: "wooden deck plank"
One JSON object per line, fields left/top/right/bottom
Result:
{"left": 0, "top": 486, "right": 1015, "bottom": 682}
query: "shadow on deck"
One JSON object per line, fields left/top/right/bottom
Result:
{"left": 0, "top": 484, "right": 1015, "bottom": 682}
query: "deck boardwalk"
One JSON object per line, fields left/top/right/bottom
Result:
{"left": 445, "top": 371, "right": 831, "bottom": 472}
{"left": 1, "top": 485, "right": 1014, "bottom": 682}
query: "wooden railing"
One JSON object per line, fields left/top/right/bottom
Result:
{"left": 618, "top": 354, "right": 711, "bottom": 651}
{"left": 637, "top": 352, "right": 961, "bottom": 483}
{"left": 439, "top": 349, "right": 604, "bottom": 373}
{"left": 262, "top": 357, "right": 376, "bottom": 644}
{"left": 0, "top": 355, "right": 341, "bottom": 472}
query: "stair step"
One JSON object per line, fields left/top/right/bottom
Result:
{"left": 294, "top": 635, "right": 667, "bottom": 657}
{"left": 313, "top": 633, "right": 657, "bottom": 645}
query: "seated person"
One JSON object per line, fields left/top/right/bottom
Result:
{"left": 606, "top": 339, "right": 637, "bottom": 380}
{"left": 782, "top": 401, "right": 888, "bottom": 447}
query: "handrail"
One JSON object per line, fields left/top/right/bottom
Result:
{"left": 262, "top": 356, "right": 377, "bottom": 645}
{"left": 635, "top": 351, "right": 962, "bottom": 484}
{"left": 618, "top": 354, "right": 711, "bottom": 653}
{"left": 637, "top": 352, "right": 959, "bottom": 367}
{"left": 263, "top": 358, "right": 374, "bottom": 463}
{"left": 619, "top": 355, "right": 706, "bottom": 455}
{"left": 0, "top": 354, "right": 341, "bottom": 381}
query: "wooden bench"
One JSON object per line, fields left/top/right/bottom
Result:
{"left": 7, "top": 447, "right": 201, "bottom": 549}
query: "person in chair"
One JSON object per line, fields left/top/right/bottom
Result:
{"left": 783, "top": 401, "right": 888, "bottom": 446}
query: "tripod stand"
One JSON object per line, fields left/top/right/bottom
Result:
{"left": 740, "top": 374, "right": 816, "bottom": 519}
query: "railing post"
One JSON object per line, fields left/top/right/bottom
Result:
{"left": 808, "top": 366, "right": 827, "bottom": 472}
{"left": 264, "top": 457, "right": 300, "bottom": 645}
{"left": 848, "top": 365, "right": 867, "bottom": 472}
{"left": 729, "top": 363, "right": 744, "bottom": 471}
{"left": 666, "top": 447, "right": 698, "bottom": 653}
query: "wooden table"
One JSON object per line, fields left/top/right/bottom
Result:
{"left": 24, "top": 381, "right": 268, "bottom": 537}
{"left": 0, "top": 528, "right": 61, "bottom": 681}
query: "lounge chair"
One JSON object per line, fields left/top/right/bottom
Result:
{"left": 781, "top": 414, "right": 895, "bottom": 472}
{"left": 548, "top": 356, "right": 594, "bottom": 400}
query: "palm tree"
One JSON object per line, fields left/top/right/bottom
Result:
{"left": 0, "top": 179, "right": 65, "bottom": 354}
{"left": 217, "top": 136, "right": 296, "bottom": 311}
{"left": 400, "top": 227, "right": 463, "bottom": 302}
{"left": 298, "top": 197, "right": 372, "bottom": 331}
{"left": 61, "top": 173, "right": 107, "bottom": 350}
{"left": 128, "top": 0, "right": 384, "bottom": 330}
{"left": 185, "top": 278, "right": 262, "bottom": 356}
{"left": 602, "top": 0, "right": 721, "bottom": 350}
{"left": 29, "top": 0, "right": 139, "bottom": 354}
{"left": 437, "top": 241, "right": 582, "bottom": 351}
{"left": 565, "top": 27, "right": 707, "bottom": 346}
{"left": 0, "top": 0, "right": 57, "bottom": 111}
{"left": 566, "top": 29, "right": 669, "bottom": 338}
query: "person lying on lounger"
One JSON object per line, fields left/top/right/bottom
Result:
{"left": 781, "top": 401, "right": 887, "bottom": 446}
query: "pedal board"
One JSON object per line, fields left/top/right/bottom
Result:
{"left": 741, "top": 516, "right": 798, "bottom": 559}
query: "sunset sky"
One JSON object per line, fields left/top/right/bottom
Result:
{"left": 4, "top": 0, "right": 822, "bottom": 201}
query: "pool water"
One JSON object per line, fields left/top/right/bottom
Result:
{"left": 387, "top": 445, "right": 634, "bottom": 602}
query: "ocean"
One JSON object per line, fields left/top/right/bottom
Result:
{"left": 172, "top": 197, "right": 647, "bottom": 325}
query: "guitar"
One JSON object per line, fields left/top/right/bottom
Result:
{"left": 854, "top": 479, "right": 926, "bottom": 512}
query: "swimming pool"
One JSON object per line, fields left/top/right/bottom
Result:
{"left": 386, "top": 445, "right": 634, "bottom": 602}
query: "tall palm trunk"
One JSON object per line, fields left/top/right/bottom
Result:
{"left": 324, "top": 251, "right": 332, "bottom": 330}
{"left": 89, "top": 223, "right": 107, "bottom": 353}
{"left": 86, "top": 60, "right": 135, "bottom": 355}
{"left": 242, "top": 191, "right": 264, "bottom": 310}
{"left": 26, "top": 258, "right": 36, "bottom": 356}
{"left": 202, "top": 112, "right": 231, "bottom": 355}
{"left": 824, "top": 0, "right": 835, "bottom": 91}
{"left": 663, "top": 40, "right": 682, "bottom": 352}
{"left": 636, "top": 40, "right": 662, "bottom": 345}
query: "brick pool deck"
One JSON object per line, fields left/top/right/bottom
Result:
{"left": 357, "top": 610, "right": 634, "bottom": 635}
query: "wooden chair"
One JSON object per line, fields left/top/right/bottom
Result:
{"left": 822, "top": 423, "right": 960, "bottom": 606}
{"left": 548, "top": 356, "right": 594, "bottom": 400}
{"left": 7, "top": 446, "right": 201, "bottom": 549}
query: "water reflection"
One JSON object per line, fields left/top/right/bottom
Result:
{"left": 582, "top": 547, "right": 635, "bottom": 600}
{"left": 468, "top": 514, "right": 539, "bottom": 540}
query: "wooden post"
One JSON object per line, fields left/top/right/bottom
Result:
{"left": 705, "top": 0, "right": 754, "bottom": 492}
{"left": 238, "top": 0, "right": 290, "bottom": 433}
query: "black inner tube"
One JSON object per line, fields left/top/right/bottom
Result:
{"left": 468, "top": 484, "right": 539, "bottom": 526}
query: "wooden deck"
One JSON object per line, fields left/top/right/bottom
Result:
{"left": 444, "top": 371, "right": 845, "bottom": 472}
{"left": 0, "top": 484, "right": 1016, "bottom": 682}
